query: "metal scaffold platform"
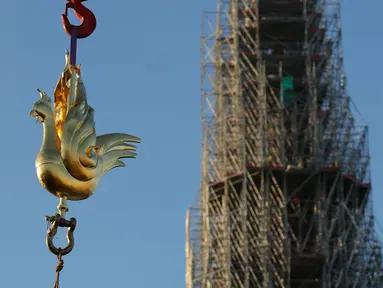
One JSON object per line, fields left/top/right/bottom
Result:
{"left": 186, "top": 0, "right": 383, "bottom": 287}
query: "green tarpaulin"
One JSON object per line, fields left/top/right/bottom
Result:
{"left": 282, "top": 76, "right": 295, "bottom": 104}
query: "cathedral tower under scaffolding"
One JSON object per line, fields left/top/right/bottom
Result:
{"left": 186, "top": 1, "right": 383, "bottom": 287}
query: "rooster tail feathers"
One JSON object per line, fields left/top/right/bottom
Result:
{"left": 114, "top": 160, "right": 126, "bottom": 168}
{"left": 96, "top": 133, "right": 141, "bottom": 173}
{"left": 102, "top": 150, "right": 138, "bottom": 173}
{"left": 104, "top": 143, "right": 137, "bottom": 153}
{"left": 96, "top": 133, "right": 140, "bottom": 153}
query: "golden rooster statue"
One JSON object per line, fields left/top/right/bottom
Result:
{"left": 30, "top": 51, "right": 140, "bottom": 201}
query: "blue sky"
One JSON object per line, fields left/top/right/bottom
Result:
{"left": 0, "top": 0, "right": 382, "bottom": 287}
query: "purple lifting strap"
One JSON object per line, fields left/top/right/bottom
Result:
{"left": 70, "top": 27, "right": 78, "bottom": 66}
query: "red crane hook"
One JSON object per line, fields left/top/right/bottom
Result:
{"left": 61, "top": 0, "right": 97, "bottom": 39}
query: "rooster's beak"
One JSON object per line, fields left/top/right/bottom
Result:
{"left": 29, "top": 110, "right": 37, "bottom": 117}
{"left": 29, "top": 110, "right": 43, "bottom": 124}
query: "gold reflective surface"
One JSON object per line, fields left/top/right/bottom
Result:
{"left": 30, "top": 51, "right": 140, "bottom": 201}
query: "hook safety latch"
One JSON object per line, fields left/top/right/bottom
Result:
{"left": 62, "top": 0, "right": 97, "bottom": 39}
{"left": 46, "top": 214, "right": 77, "bottom": 256}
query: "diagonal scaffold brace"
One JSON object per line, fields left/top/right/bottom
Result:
{"left": 45, "top": 1, "right": 97, "bottom": 287}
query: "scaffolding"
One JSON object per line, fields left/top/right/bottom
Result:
{"left": 186, "top": 0, "right": 383, "bottom": 287}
